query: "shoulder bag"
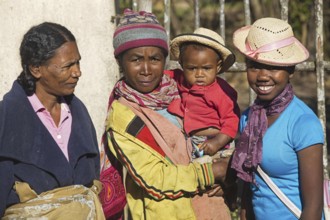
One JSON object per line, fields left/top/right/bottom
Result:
{"left": 257, "top": 165, "right": 329, "bottom": 219}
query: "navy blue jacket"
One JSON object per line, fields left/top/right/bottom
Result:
{"left": 0, "top": 81, "right": 100, "bottom": 216}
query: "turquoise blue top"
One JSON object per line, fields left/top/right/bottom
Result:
{"left": 240, "top": 96, "right": 324, "bottom": 220}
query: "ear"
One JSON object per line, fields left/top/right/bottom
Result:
{"left": 289, "top": 72, "right": 295, "bottom": 79}
{"left": 29, "top": 65, "right": 42, "bottom": 79}
{"left": 216, "top": 59, "right": 223, "bottom": 73}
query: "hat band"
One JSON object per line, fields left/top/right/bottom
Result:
{"left": 245, "top": 36, "right": 296, "bottom": 58}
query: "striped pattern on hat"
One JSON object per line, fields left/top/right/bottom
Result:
{"left": 113, "top": 9, "right": 168, "bottom": 57}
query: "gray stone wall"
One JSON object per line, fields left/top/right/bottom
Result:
{"left": 0, "top": 0, "right": 120, "bottom": 146}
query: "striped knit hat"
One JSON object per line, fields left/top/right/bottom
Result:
{"left": 113, "top": 9, "right": 168, "bottom": 57}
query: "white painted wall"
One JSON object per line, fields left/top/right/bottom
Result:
{"left": 0, "top": 0, "right": 120, "bottom": 145}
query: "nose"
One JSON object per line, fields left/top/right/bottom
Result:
{"left": 140, "top": 61, "right": 151, "bottom": 76}
{"left": 71, "top": 63, "right": 81, "bottom": 77}
{"left": 195, "top": 69, "right": 204, "bottom": 78}
{"left": 256, "top": 69, "right": 269, "bottom": 81}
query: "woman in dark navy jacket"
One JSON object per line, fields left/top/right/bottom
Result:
{"left": 0, "top": 22, "right": 100, "bottom": 216}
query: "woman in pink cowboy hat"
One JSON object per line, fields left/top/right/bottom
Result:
{"left": 231, "top": 17, "right": 324, "bottom": 220}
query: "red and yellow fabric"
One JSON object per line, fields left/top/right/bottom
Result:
{"left": 106, "top": 99, "right": 215, "bottom": 219}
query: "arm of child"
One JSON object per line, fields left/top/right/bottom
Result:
{"left": 199, "top": 132, "right": 233, "bottom": 156}
{"left": 198, "top": 77, "right": 239, "bottom": 156}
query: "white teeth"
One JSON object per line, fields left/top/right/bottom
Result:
{"left": 259, "top": 86, "right": 274, "bottom": 91}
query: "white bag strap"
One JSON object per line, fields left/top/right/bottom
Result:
{"left": 257, "top": 166, "right": 301, "bottom": 218}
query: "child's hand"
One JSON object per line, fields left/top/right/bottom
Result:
{"left": 199, "top": 133, "right": 233, "bottom": 156}
{"left": 199, "top": 138, "right": 222, "bottom": 156}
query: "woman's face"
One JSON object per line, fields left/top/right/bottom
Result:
{"left": 246, "top": 59, "right": 294, "bottom": 102}
{"left": 180, "top": 45, "right": 220, "bottom": 87}
{"left": 31, "top": 41, "right": 81, "bottom": 97}
{"left": 119, "top": 46, "right": 166, "bottom": 94}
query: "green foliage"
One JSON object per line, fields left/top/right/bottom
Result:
{"left": 289, "top": 0, "right": 313, "bottom": 36}
{"left": 118, "top": 0, "right": 131, "bottom": 11}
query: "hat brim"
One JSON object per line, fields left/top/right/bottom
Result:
{"left": 233, "top": 26, "right": 309, "bottom": 66}
{"left": 170, "top": 34, "right": 235, "bottom": 73}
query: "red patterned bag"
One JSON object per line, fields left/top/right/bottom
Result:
{"left": 99, "top": 132, "right": 126, "bottom": 220}
{"left": 99, "top": 165, "right": 126, "bottom": 219}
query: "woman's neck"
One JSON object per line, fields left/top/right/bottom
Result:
{"left": 35, "top": 91, "right": 62, "bottom": 126}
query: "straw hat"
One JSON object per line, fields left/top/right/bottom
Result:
{"left": 233, "top": 17, "right": 309, "bottom": 66}
{"left": 170, "top": 27, "right": 235, "bottom": 73}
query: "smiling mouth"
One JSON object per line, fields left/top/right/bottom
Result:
{"left": 256, "top": 85, "right": 275, "bottom": 95}
{"left": 258, "top": 85, "right": 274, "bottom": 91}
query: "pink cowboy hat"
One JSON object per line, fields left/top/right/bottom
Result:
{"left": 233, "top": 17, "right": 309, "bottom": 66}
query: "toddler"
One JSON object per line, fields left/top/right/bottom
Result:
{"left": 168, "top": 27, "right": 240, "bottom": 162}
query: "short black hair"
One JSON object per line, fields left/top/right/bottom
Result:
{"left": 178, "top": 42, "right": 222, "bottom": 62}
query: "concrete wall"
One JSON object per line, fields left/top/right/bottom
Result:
{"left": 0, "top": 0, "right": 120, "bottom": 145}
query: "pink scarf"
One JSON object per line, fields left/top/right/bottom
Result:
{"left": 113, "top": 74, "right": 179, "bottom": 110}
{"left": 231, "top": 84, "right": 294, "bottom": 182}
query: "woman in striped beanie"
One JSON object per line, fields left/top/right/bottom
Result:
{"left": 99, "top": 9, "right": 232, "bottom": 220}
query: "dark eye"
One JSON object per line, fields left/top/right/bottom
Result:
{"left": 269, "top": 66, "right": 280, "bottom": 71}
{"left": 186, "top": 66, "right": 196, "bottom": 71}
{"left": 61, "top": 65, "right": 71, "bottom": 71}
{"left": 247, "top": 66, "right": 259, "bottom": 73}
{"left": 130, "top": 57, "right": 140, "bottom": 62}
{"left": 70, "top": 61, "right": 79, "bottom": 67}
{"left": 151, "top": 56, "right": 162, "bottom": 62}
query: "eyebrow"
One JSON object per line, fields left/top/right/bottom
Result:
{"left": 61, "top": 58, "right": 81, "bottom": 66}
